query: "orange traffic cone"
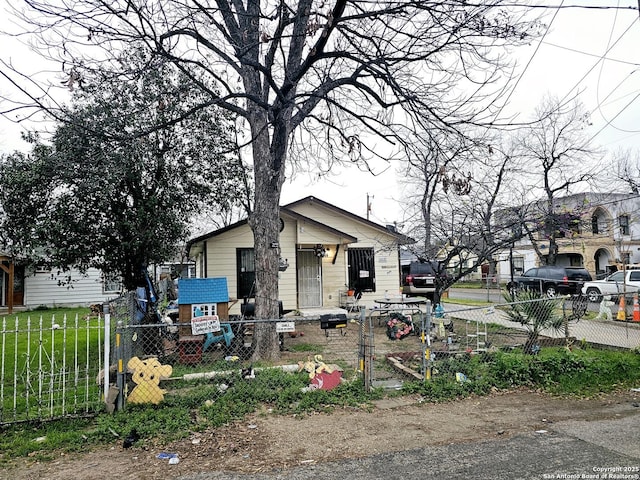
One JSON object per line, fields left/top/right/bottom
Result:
{"left": 633, "top": 294, "right": 640, "bottom": 322}
{"left": 617, "top": 295, "right": 627, "bottom": 321}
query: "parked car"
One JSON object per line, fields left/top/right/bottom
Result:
{"left": 581, "top": 270, "right": 640, "bottom": 302}
{"left": 515, "top": 265, "right": 592, "bottom": 297}
{"left": 402, "top": 260, "right": 441, "bottom": 298}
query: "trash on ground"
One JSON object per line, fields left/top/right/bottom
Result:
{"left": 156, "top": 452, "right": 178, "bottom": 460}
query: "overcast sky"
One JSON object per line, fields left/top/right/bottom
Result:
{"left": 1, "top": 1, "right": 639, "bottom": 225}
{"left": 280, "top": 1, "right": 640, "bottom": 224}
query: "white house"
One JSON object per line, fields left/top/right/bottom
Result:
{"left": 0, "top": 252, "right": 120, "bottom": 311}
{"left": 187, "top": 196, "right": 408, "bottom": 314}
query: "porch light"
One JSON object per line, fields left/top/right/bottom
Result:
{"left": 313, "top": 244, "right": 327, "bottom": 257}
{"left": 279, "top": 257, "right": 289, "bottom": 272}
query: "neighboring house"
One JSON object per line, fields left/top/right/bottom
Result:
{"left": 0, "top": 251, "right": 19, "bottom": 311}
{"left": 496, "top": 192, "right": 640, "bottom": 282}
{"left": 0, "top": 258, "right": 120, "bottom": 310}
{"left": 187, "top": 196, "right": 408, "bottom": 314}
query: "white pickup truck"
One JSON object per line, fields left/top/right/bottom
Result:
{"left": 581, "top": 269, "right": 640, "bottom": 302}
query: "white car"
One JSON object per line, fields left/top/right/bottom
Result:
{"left": 581, "top": 270, "right": 640, "bottom": 302}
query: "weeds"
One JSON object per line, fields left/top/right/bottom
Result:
{"left": 1, "top": 346, "right": 639, "bottom": 463}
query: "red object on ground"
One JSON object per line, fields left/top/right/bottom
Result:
{"left": 310, "top": 370, "right": 342, "bottom": 390}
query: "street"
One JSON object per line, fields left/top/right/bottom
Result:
{"left": 444, "top": 288, "right": 640, "bottom": 349}
{"left": 447, "top": 286, "right": 505, "bottom": 303}
{"left": 448, "top": 287, "right": 604, "bottom": 315}
{"left": 180, "top": 411, "right": 640, "bottom": 480}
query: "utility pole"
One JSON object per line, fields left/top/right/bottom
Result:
{"left": 366, "top": 193, "right": 373, "bottom": 220}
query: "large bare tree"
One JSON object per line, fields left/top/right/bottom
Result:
{"left": 3, "top": 1, "right": 541, "bottom": 359}
{"left": 400, "top": 130, "right": 523, "bottom": 302}
{"left": 609, "top": 148, "right": 640, "bottom": 194}
{"left": 514, "top": 96, "right": 601, "bottom": 265}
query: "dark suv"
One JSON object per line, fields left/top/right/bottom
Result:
{"left": 515, "top": 265, "right": 592, "bottom": 297}
{"left": 402, "top": 260, "right": 440, "bottom": 298}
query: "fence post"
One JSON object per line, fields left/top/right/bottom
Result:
{"left": 102, "top": 303, "right": 111, "bottom": 402}
{"left": 116, "top": 321, "right": 125, "bottom": 411}
{"left": 363, "top": 309, "right": 375, "bottom": 392}
{"left": 358, "top": 307, "right": 365, "bottom": 374}
{"left": 422, "top": 300, "right": 432, "bottom": 382}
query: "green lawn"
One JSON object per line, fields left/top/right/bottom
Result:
{"left": 1, "top": 307, "right": 104, "bottom": 422}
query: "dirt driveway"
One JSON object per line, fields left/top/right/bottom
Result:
{"left": 3, "top": 388, "right": 639, "bottom": 480}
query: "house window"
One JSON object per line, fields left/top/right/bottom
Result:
{"left": 568, "top": 218, "right": 581, "bottom": 236}
{"left": 103, "top": 274, "right": 121, "bottom": 294}
{"left": 236, "top": 248, "right": 255, "bottom": 299}
{"left": 619, "top": 215, "right": 630, "bottom": 235}
{"left": 512, "top": 257, "right": 524, "bottom": 276}
{"left": 592, "top": 215, "right": 599, "bottom": 234}
{"left": 347, "top": 248, "right": 376, "bottom": 293}
{"left": 191, "top": 303, "right": 217, "bottom": 318}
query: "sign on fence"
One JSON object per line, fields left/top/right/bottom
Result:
{"left": 276, "top": 321, "right": 296, "bottom": 333}
{"left": 191, "top": 315, "right": 220, "bottom": 335}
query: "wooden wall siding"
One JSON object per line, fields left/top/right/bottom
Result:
{"left": 203, "top": 218, "right": 300, "bottom": 314}
{"left": 204, "top": 223, "right": 252, "bottom": 305}
{"left": 200, "top": 202, "right": 402, "bottom": 313}
{"left": 288, "top": 201, "right": 401, "bottom": 304}
{"left": 24, "top": 268, "right": 116, "bottom": 308}
{"left": 278, "top": 216, "right": 298, "bottom": 312}
{"left": 294, "top": 219, "right": 347, "bottom": 245}
{"left": 320, "top": 248, "right": 347, "bottom": 307}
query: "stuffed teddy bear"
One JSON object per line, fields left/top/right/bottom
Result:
{"left": 595, "top": 295, "right": 614, "bottom": 321}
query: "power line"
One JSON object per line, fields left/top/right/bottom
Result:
{"left": 540, "top": 41, "right": 640, "bottom": 66}
{"left": 469, "top": 3, "right": 639, "bottom": 11}
{"left": 587, "top": 89, "right": 640, "bottom": 143}
{"left": 557, "top": 16, "right": 637, "bottom": 107}
{"left": 566, "top": 9, "right": 640, "bottom": 143}
{"left": 595, "top": 0, "right": 623, "bottom": 131}
{"left": 490, "top": 1, "right": 566, "bottom": 126}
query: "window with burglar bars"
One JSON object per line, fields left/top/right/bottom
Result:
{"left": 236, "top": 248, "right": 256, "bottom": 298}
{"left": 347, "top": 247, "right": 376, "bottom": 293}
{"left": 619, "top": 214, "right": 630, "bottom": 235}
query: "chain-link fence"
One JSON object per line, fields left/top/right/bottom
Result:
{"left": 369, "top": 294, "right": 640, "bottom": 387}
{"left": 106, "top": 294, "right": 367, "bottom": 406}
{"left": 104, "top": 292, "right": 640, "bottom": 408}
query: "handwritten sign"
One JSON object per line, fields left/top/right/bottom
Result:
{"left": 276, "top": 321, "right": 296, "bottom": 333}
{"left": 191, "top": 315, "right": 220, "bottom": 335}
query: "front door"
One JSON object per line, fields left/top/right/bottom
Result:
{"left": 297, "top": 250, "right": 322, "bottom": 308}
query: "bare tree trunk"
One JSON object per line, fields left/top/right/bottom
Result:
{"left": 249, "top": 192, "right": 281, "bottom": 361}
{"left": 247, "top": 110, "right": 288, "bottom": 361}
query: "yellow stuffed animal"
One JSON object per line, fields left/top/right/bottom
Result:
{"left": 298, "top": 355, "right": 334, "bottom": 379}
{"left": 126, "top": 356, "right": 173, "bottom": 405}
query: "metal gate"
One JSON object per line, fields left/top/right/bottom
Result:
{"left": 364, "top": 303, "right": 432, "bottom": 390}
{"left": 0, "top": 313, "right": 105, "bottom": 425}
{"left": 297, "top": 250, "right": 322, "bottom": 307}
